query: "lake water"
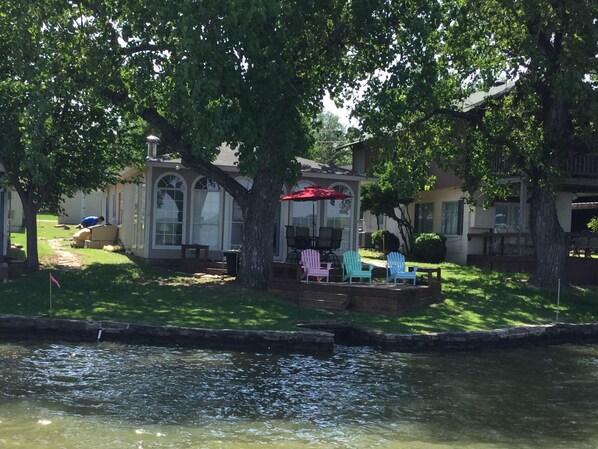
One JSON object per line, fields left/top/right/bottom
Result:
{"left": 1, "top": 341, "right": 597, "bottom": 448}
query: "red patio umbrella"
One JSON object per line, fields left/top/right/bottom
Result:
{"left": 280, "top": 185, "right": 352, "bottom": 236}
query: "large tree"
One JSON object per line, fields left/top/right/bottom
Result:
{"left": 78, "top": 0, "right": 360, "bottom": 289}
{"left": 350, "top": 0, "right": 598, "bottom": 289}
{"left": 0, "top": 0, "right": 136, "bottom": 271}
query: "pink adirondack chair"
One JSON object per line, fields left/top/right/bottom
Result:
{"left": 300, "top": 249, "right": 332, "bottom": 283}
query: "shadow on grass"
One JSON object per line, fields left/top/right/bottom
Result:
{"left": 0, "top": 256, "right": 335, "bottom": 331}
{"left": 339, "top": 264, "right": 598, "bottom": 334}
{"left": 2, "top": 254, "right": 597, "bottom": 335}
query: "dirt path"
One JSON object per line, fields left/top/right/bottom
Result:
{"left": 48, "top": 239, "right": 82, "bottom": 270}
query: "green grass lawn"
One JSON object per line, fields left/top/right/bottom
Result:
{"left": 2, "top": 217, "right": 598, "bottom": 334}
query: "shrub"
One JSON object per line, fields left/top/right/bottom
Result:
{"left": 371, "top": 229, "right": 401, "bottom": 253}
{"left": 588, "top": 216, "right": 598, "bottom": 233}
{"left": 411, "top": 233, "right": 447, "bottom": 263}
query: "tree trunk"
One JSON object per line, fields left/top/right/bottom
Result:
{"left": 236, "top": 173, "right": 283, "bottom": 289}
{"left": 18, "top": 192, "right": 40, "bottom": 272}
{"left": 390, "top": 204, "right": 413, "bottom": 253}
{"left": 528, "top": 186, "right": 566, "bottom": 289}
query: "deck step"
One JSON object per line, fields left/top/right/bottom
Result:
{"left": 298, "top": 292, "right": 350, "bottom": 311}
{"left": 268, "top": 288, "right": 301, "bottom": 300}
{"left": 204, "top": 267, "right": 226, "bottom": 276}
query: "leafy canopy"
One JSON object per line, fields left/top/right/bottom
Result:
{"left": 86, "top": 0, "right": 355, "bottom": 187}
{"left": 0, "top": 0, "right": 137, "bottom": 213}
{"left": 351, "top": 0, "right": 598, "bottom": 202}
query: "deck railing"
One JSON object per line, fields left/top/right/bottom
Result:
{"left": 468, "top": 231, "right": 598, "bottom": 257}
{"left": 564, "top": 154, "right": 598, "bottom": 178}
{"left": 489, "top": 153, "right": 598, "bottom": 178}
{"left": 467, "top": 232, "right": 535, "bottom": 257}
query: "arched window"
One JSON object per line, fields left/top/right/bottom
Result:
{"left": 325, "top": 183, "right": 353, "bottom": 251}
{"left": 231, "top": 178, "right": 252, "bottom": 249}
{"left": 192, "top": 177, "right": 221, "bottom": 248}
{"left": 154, "top": 174, "right": 185, "bottom": 246}
{"left": 290, "top": 180, "right": 315, "bottom": 232}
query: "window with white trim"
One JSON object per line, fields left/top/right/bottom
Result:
{"left": 441, "top": 200, "right": 464, "bottom": 235}
{"left": 230, "top": 178, "right": 252, "bottom": 249}
{"left": 494, "top": 203, "right": 520, "bottom": 230}
{"left": 155, "top": 174, "right": 184, "bottom": 246}
{"left": 192, "top": 177, "right": 221, "bottom": 248}
{"left": 414, "top": 203, "right": 434, "bottom": 233}
{"left": 325, "top": 183, "right": 353, "bottom": 251}
{"left": 290, "top": 181, "right": 315, "bottom": 232}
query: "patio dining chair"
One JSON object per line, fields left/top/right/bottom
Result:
{"left": 320, "top": 227, "right": 342, "bottom": 266}
{"left": 285, "top": 226, "right": 300, "bottom": 263}
{"left": 300, "top": 249, "right": 332, "bottom": 283}
{"left": 386, "top": 252, "right": 418, "bottom": 286}
{"left": 315, "top": 226, "right": 333, "bottom": 253}
{"left": 285, "top": 226, "right": 311, "bottom": 263}
{"left": 342, "top": 250, "right": 374, "bottom": 284}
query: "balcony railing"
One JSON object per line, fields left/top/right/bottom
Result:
{"left": 468, "top": 231, "right": 598, "bottom": 258}
{"left": 565, "top": 154, "right": 598, "bottom": 178}
{"left": 489, "top": 153, "right": 598, "bottom": 178}
{"left": 467, "top": 232, "right": 535, "bottom": 257}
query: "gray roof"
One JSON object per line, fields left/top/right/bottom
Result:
{"left": 146, "top": 143, "right": 364, "bottom": 180}
{"left": 462, "top": 81, "right": 517, "bottom": 112}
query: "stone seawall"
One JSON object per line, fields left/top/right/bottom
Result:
{"left": 1, "top": 314, "right": 598, "bottom": 353}
{"left": 0, "top": 315, "right": 335, "bottom": 353}
{"left": 299, "top": 322, "right": 598, "bottom": 351}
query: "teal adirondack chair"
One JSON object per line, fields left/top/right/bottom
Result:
{"left": 342, "top": 251, "right": 374, "bottom": 284}
{"left": 386, "top": 252, "right": 418, "bottom": 286}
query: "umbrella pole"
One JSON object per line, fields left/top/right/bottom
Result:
{"left": 312, "top": 202, "right": 316, "bottom": 237}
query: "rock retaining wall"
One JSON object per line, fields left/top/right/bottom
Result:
{"left": 0, "top": 315, "right": 334, "bottom": 353}
{"left": 1, "top": 314, "right": 598, "bottom": 353}
{"left": 299, "top": 321, "right": 598, "bottom": 351}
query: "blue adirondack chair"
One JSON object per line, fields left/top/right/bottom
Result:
{"left": 342, "top": 251, "right": 374, "bottom": 284}
{"left": 386, "top": 252, "right": 418, "bottom": 285}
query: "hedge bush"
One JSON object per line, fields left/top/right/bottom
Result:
{"left": 411, "top": 233, "right": 447, "bottom": 263}
{"left": 371, "top": 229, "right": 401, "bottom": 253}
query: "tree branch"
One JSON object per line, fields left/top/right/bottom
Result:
{"left": 100, "top": 87, "right": 250, "bottom": 206}
{"left": 180, "top": 147, "right": 250, "bottom": 208}
{"left": 120, "top": 43, "right": 171, "bottom": 57}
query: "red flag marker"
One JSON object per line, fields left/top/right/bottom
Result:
{"left": 49, "top": 273, "right": 61, "bottom": 288}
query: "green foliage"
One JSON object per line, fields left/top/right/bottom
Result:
{"left": 0, "top": 1, "right": 136, "bottom": 199}
{"left": 87, "top": 0, "right": 356, "bottom": 183}
{"left": 350, "top": 0, "right": 598, "bottom": 287}
{"left": 371, "top": 229, "right": 401, "bottom": 253}
{"left": 411, "top": 233, "right": 447, "bottom": 263}
{"left": 308, "top": 111, "right": 350, "bottom": 166}
{"left": 588, "top": 217, "right": 598, "bottom": 233}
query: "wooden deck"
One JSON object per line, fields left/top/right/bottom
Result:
{"left": 268, "top": 263, "right": 443, "bottom": 315}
